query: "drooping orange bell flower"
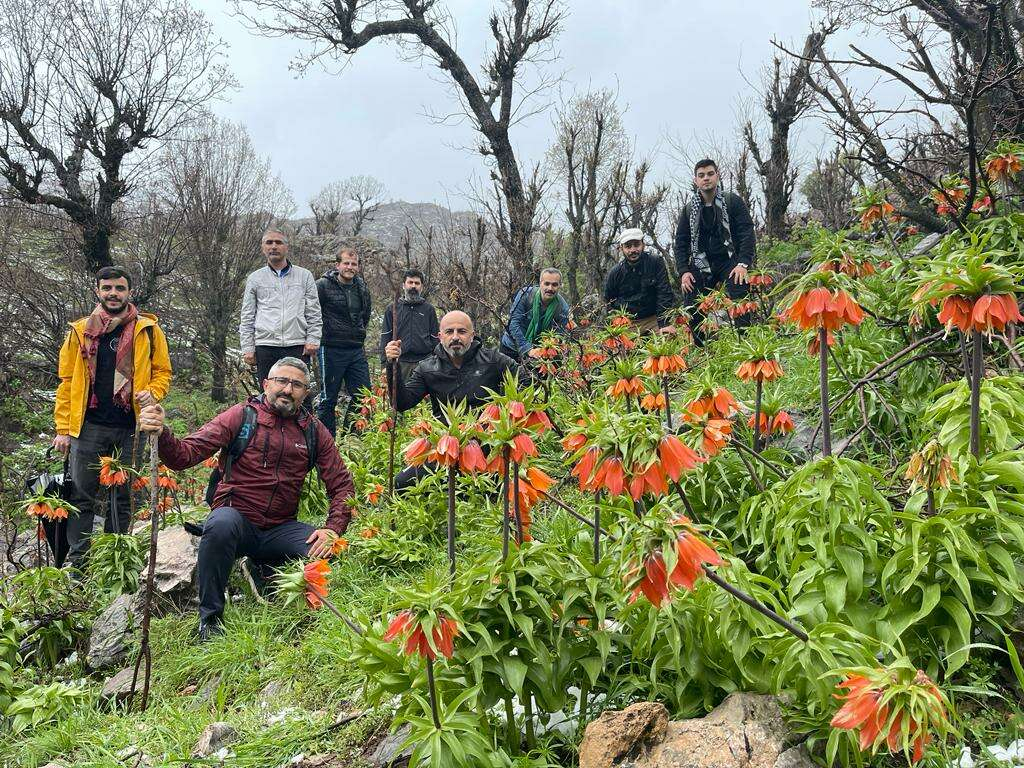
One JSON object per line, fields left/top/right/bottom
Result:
{"left": 629, "top": 517, "right": 722, "bottom": 607}
{"left": 433, "top": 435, "right": 461, "bottom": 466}
{"left": 592, "top": 456, "right": 625, "bottom": 496}
{"left": 368, "top": 483, "right": 384, "bottom": 504}
{"left": 771, "top": 411, "right": 795, "bottom": 434}
{"left": 98, "top": 456, "right": 129, "bottom": 487}
{"left": 735, "top": 358, "right": 784, "bottom": 383}
{"left": 404, "top": 437, "right": 434, "bottom": 466}
{"left": 702, "top": 419, "right": 733, "bottom": 456}
{"left": 383, "top": 609, "right": 460, "bottom": 660}
{"left": 640, "top": 391, "right": 667, "bottom": 411}
{"left": 643, "top": 354, "right": 687, "bottom": 375}
{"left": 510, "top": 432, "right": 537, "bottom": 463}
{"left": 571, "top": 447, "right": 601, "bottom": 491}
{"left": 658, "top": 435, "right": 704, "bottom": 481}
{"left": 330, "top": 537, "right": 350, "bottom": 555}
{"left": 986, "top": 152, "right": 1023, "bottom": 181}
{"left": 606, "top": 376, "right": 645, "bottom": 398}
{"left": 686, "top": 388, "right": 739, "bottom": 419}
{"left": 458, "top": 440, "right": 487, "bottom": 474}
{"left": 303, "top": 559, "right": 330, "bottom": 608}
{"left": 782, "top": 287, "right": 864, "bottom": 331}
{"left": 971, "top": 293, "right": 1023, "bottom": 334}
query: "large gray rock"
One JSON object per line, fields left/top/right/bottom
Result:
{"left": 87, "top": 592, "right": 143, "bottom": 670}
{"left": 580, "top": 694, "right": 804, "bottom": 768}
{"left": 192, "top": 721, "right": 237, "bottom": 758}
{"left": 366, "top": 724, "right": 414, "bottom": 768}
{"left": 152, "top": 525, "right": 199, "bottom": 601}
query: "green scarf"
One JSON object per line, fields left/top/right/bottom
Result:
{"left": 525, "top": 288, "right": 559, "bottom": 345}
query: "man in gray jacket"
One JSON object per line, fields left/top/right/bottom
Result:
{"left": 240, "top": 229, "right": 323, "bottom": 384}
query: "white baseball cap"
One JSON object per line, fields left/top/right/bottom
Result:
{"left": 618, "top": 227, "right": 645, "bottom": 245}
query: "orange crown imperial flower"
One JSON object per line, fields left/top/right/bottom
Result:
{"left": 303, "top": 559, "right": 330, "bottom": 609}
{"left": 98, "top": 456, "right": 130, "bottom": 487}
{"left": 628, "top": 516, "right": 723, "bottom": 608}
{"left": 383, "top": 610, "right": 460, "bottom": 660}
{"left": 782, "top": 286, "right": 865, "bottom": 331}
{"left": 735, "top": 358, "right": 784, "bottom": 383}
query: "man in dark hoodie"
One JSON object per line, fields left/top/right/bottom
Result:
{"left": 379, "top": 268, "right": 439, "bottom": 385}
{"left": 674, "top": 158, "right": 757, "bottom": 344}
{"left": 316, "top": 247, "right": 372, "bottom": 436}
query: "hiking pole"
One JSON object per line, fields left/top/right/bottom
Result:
{"left": 129, "top": 392, "right": 160, "bottom": 712}
{"left": 387, "top": 293, "right": 399, "bottom": 498}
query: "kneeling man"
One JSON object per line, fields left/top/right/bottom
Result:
{"left": 138, "top": 357, "right": 354, "bottom": 640}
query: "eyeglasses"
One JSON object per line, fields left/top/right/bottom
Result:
{"left": 267, "top": 376, "right": 308, "bottom": 390}
{"left": 264, "top": 239, "right": 285, "bottom": 245}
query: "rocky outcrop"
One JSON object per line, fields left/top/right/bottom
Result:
{"left": 192, "top": 721, "right": 237, "bottom": 758}
{"left": 580, "top": 694, "right": 810, "bottom": 768}
{"left": 87, "top": 592, "right": 144, "bottom": 670}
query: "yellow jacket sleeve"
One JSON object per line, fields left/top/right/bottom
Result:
{"left": 148, "top": 325, "right": 173, "bottom": 402}
{"left": 54, "top": 330, "right": 76, "bottom": 435}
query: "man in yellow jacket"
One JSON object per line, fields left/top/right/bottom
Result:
{"left": 52, "top": 266, "right": 172, "bottom": 567}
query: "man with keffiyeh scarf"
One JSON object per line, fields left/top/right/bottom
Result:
{"left": 674, "top": 158, "right": 757, "bottom": 345}
{"left": 52, "top": 266, "right": 172, "bottom": 568}
{"left": 500, "top": 268, "right": 571, "bottom": 361}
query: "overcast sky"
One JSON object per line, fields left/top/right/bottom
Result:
{"left": 195, "top": 1, "right": 875, "bottom": 212}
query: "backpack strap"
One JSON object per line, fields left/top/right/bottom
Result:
{"left": 222, "top": 404, "right": 258, "bottom": 482}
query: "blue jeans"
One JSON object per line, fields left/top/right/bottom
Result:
{"left": 316, "top": 345, "right": 371, "bottom": 436}
{"left": 197, "top": 506, "right": 314, "bottom": 623}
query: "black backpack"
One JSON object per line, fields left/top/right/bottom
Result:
{"left": 204, "top": 404, "right": 320, "bottom": 506}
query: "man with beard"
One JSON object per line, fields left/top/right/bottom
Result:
{"left": 240, "top": 229, "right": 322, "bottom": 384}
{"left": 137, "top": 358, "right": 355, "bottom": 640}
{"left": 674, "top": 158, "right": 757, "bottom": 345}
{"left": 499, "top": 268, "right": 571, "bottom": 361}
{"left": 379, "top": 268, "right": 439, "bottom": 385}
{"left": 316, "top": 247, "right": 372, "bottom": 436}
{"left": 383, "top": 310, "right": 518, "bottom": 489}
{"left": 52, "top": 266, "right": 173, "bottom": 568}
{"left": 603, "top": 228, "right": 677, "bottom": 332}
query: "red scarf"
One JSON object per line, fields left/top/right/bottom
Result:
{"left": 81, "top": 303, "right": 139, "bottom": 410}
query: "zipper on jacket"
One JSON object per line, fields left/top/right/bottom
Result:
{"left": 262, "top": 431, "right": 270, "bottom": 468}
{"left": 262, "top": 423, "right": 287, "bottom": 519}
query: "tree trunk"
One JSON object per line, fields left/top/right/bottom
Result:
{"left": 209, "top": 324, "right": 229, "bottom": 403}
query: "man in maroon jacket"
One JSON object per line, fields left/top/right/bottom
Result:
{"left": 138, "top": 357, "right": 355, "bottom": 641}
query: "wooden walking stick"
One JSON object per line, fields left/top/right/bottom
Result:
{"left": 129, "top": 393, "right": 161, "bottom": 712}
{"left": 387, "top": 294, "right": 399, "bottom": 498}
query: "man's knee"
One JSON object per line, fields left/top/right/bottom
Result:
{"left": 202, "top": 507, "right": 245, "bottom": 544}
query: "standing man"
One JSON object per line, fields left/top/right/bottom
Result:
{"left": 499, "top": 267, "right": 571, "bottom": 361}
{"left": 378, "top": 268, "right": 439, "bottom": 385}
{"left": 138, "top": 357, "right": 355, "bottom": 640}
{"left": 384, "top": 310, "right": 519, "bottom": 489}
{"left": 674, "top": 158, "right": 757, "bottom": 344}
{"left": 316, "top": 247, "right": 372, "bottom": 436}
{"left": 52, "top": 266, "right": 173, "bottom": 568}
{"left": 239, "top": 228, "right": 322, "bottom": 384}
{"left": 603, "top": 228, "right": 677, "bottom": 332}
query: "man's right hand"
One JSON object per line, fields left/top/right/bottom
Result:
{"left": 384, "top": 340, "right": 402, "bottom": 362}
{"left": 52, "top": 434, "right": 71, "bottom": 456}
{"left": 138, "top": 403, "right": 166, "bottom": 435}
{"left": 680, "top": 272, "right": 695, "bottom": 292}
{"left": 243, "top": 351, "right": 256, "bottom": 366}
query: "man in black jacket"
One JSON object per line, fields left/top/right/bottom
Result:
{"left": 603, "top": 227, "right": 677, "bottom": 332}
{"left": 383, "top": 310, "right": 518, "bottom": 489}
{"left": 378, "top": 268, "right": 439, "bottom": 385}
{"left": 674, "top": 158, "right": 757, "bottom": 344}
{"left": 316, "top": 247, "right": 372, "bottom": 436}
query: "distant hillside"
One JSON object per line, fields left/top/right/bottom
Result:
{"left": 290, "top": 200, "right": 478, "bottom": 251}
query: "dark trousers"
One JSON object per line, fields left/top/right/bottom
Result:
{"left": 67, "top": 421, "right": 144, "bottom": 567}
{"left": 499, "top": 342, "right": 521, "bottom": 362}
{"left": 316, "top": 345, "right": 371, "bottom": 436}
{"left": 395, "top": 461, "right": 435, "bottom": 491}
{"left": 682, "top": 258, "right": 751, "bottom": 345}
{"left": 197, "top": 506, "right": 315, "bottom": 623}
{"left": 255, "top": 345, "right": 308, "bottom": 385}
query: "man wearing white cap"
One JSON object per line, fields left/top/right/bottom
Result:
{"left": 603, "top": 227, "right": 676, "bottom": 333}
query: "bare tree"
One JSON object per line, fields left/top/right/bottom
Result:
{"left": 166, "top": 118, "right": 293, "bottom": 402}
{"left": 547, "top": 89, "right": 629, "bottom": 305}
{"left": 794, "top": 1, "right": 1024, "bottom": 231}
{"left": 233, "top": 0, "right": 565, "bottom": 285}
{"left": 743, "top": 28, "right": 831, "bottom": 242}
{"left": 309, "top": 175, "right": 388, "bottom": 235}
{"left": 0, "top": 0, "right": 233, "bottom": 272}
{"left": 800, "top": 147, "right": 856, "bottom": 230}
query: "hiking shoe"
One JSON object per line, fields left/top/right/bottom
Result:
{"left": 197, "top": 619, "right": 225, "bottom": 643}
